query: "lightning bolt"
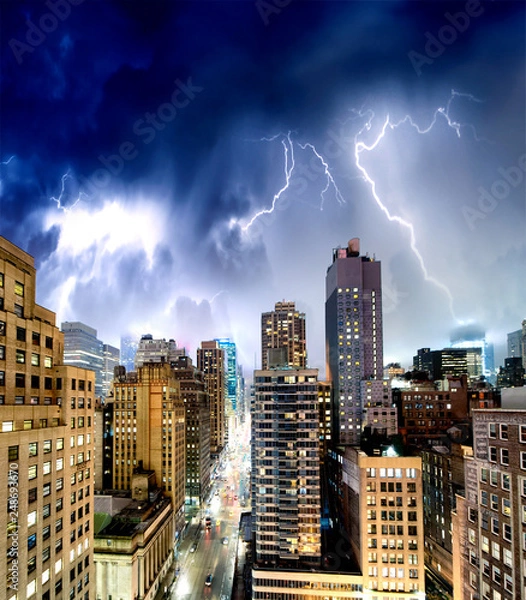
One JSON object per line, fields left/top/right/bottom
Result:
{"left": 241, "top": 89, "right": 485, "bottom": 320}
{"left": 353, "top": 112, "right": 458, "bottom": 318}
{"left": 298, "top": 142, "right": 345, "bottom": 209}
{"left": 0, "top": 155, "right": 17, "bottom": 197}
{"left": 241, "top": 132, "right": 295, "bottom": 232}
{"left": 50, "top": 169, "right": 88, "bottom": 212}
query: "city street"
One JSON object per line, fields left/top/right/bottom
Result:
{"left": 170, "top": 434, "right": 251, "bottom": 600}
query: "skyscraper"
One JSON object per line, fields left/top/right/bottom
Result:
{"left": 111, "top": 362, "right": 186, "bottom": 537}
{"left": 252, "top": 367, "right": 322, "bottom": 566}
{"left": 197, "top": 340, "right": 227, "bottom": 457}
{"left": 101, "top": 343, "right": 119, "bottom": 399}
{"left": 0, "top": 236, "right": 95, "bottom": 600}
{"left": 171, "top": 354, "right": 211, "bottom": 507}
{"left": 120, "top": 334, "right": 138, "bottom": 372}
{"left": 261, "top": 301, "right": 307, "bottom": 370}
{"left": 215, "top": 337, "right": 238, "bottom": 414}
{"left": 62, "top": 320, "right": 104, "bottom": 398}
{"left": 134, "top": 334, "right": 184, "bottom": 368}
{"left": 507, "top": 319, "right": 526, "bottom": 369}
{"left": 325, "top": 238, "right": 383, "bottom": 445}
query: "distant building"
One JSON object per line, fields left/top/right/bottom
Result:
{"left": 215, "top": 338, "right": 238, "bottom": 416}
{"left": 62, "top": 320, "right": 104, "bottom": 397}
{"left": 171, "top": 354, "right": 211, "bottom": 507}
{"left": 0, "top": 236, "right": 95, "bottom": 600}
{"left": 120, "top": 334, "right": 138, "bottom": 372}
{"left": 101, "top": 343, "right": 119, "bottom": 398}
{"left": 134, "top": 335, "right": 184, "bottom": 368}
{"left": 197, "top": 341, "right": 227, "bottom": 458}
{"left": 413, "top": 347, "right": 483, "bottom": 382}
{"left": 384, "top": 363, "right": 405, "bottom": 380}
{"left": 496, "top": 356, "right": 525, "bottom": 388}
{"left": 237, "top": 364, "right": 247, "bottom": 422}
{"left": 507, "top": 319, "right": 526, "bottom": 369}
{"left": 261, "top": 301, "right": 306, "bottom": 370}
{"left": 450, "top": 324, "right": 495, "bottom": 381}
{"left": 325, "top": 238, "right": 384, "bottom": 445}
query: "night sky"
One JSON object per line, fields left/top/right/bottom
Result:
{"left": 1, "top": 0, "right": 524, "bottom": 375}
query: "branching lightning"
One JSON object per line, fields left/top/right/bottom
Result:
{"left": 50, "top": 169, "right": 89, "bottom": 212}
{"left": 241, "top": 90, "right": 485, "bottom": 320}
{"left": 298, "top": 142, "right": 345, "bottom": 209}
{"left": 241, "top": 132, "right": 295, "bottom": 232}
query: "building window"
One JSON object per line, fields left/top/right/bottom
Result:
{"left": 14, "top": 281, "right": 24, "bottom": 297}
{"left": 8, "top": 445, "right": 19, "bottom": 461}
{"left": 16, "top": 327, "right": 26, "bottom": 342}
{"left": 14, "top": 304, "right": 23, "bottom": 318}
{"left": 488, "top": 423, "right": 497, "bottom": 438}
{"left": 502, "top": 498, "right": 511, "bottom": 516}
{"left": 521, "top": 452, "right": 526, "bottom": 470}
{"left": 28, "top": 487, "right": 37, "bottom": 503}
{"left": 0, "top": 321, "right": 5, "bottom": 336}
{"left": 489, "top": 447, "right": 497, "bottom": 463}
{"left": 500, "top": 448, "right": 509, "bottom": 466}
{"left": 15, "top": 373, "right": 25, "bottom": 387}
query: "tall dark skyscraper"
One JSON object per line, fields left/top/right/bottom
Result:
{"left": 325, "top": 238, "right": 383, "bottom": 445}
{"left": 261, "top": 301, "right": 306, "bottom": 369}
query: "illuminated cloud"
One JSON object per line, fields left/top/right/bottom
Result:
{"left": 0, "top": 1, "right": 524, "bottom": 372}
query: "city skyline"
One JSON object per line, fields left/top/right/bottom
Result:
{"left": 1, "top": 1, "right": 524, "bottom": 375}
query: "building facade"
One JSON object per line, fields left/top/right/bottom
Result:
{"left": 134, "top": 335, "right": 184, "bottom": 368}
{"left": 94, "top": 473, "right": 174, "bottom": 600}
{"left": 120, "top": 334, "right": 138, "bottom": 373}
{"left": 101, "top": 343, "right": 119, "bottom": 399}
{"left": 261, "top": 301, "right": 306, "bottom": 370}
{"left": 171, "top": 354, "right": 211, "bottom": 507}
{"left": 111, "top": 362, "right": 186, "bottom": 540}
{"left": 0, "top": 236, "right": 95, "bottom": 600}
{"left": 62, "top": 320, "right": 104, "bottom": 399}
{"left": 252, "top": 368, "right": 322, "bottom": 568}
{"left": 325, "top": 238, "right": 383, "bottom": 445}
{"left": 341, "top": 447, "right": 426, "bottom": 598}
{"left": 453, "top": 409, "right": 526, "bottom": 600}
{"left": 215, "top": 337, "right": 238, "bottom": 416}
{"left": 197, "top": 340, "right": 227, "bottom": 458}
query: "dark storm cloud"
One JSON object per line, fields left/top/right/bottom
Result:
{"left": 1, "top": 0, "right": 524, "bottom": 370}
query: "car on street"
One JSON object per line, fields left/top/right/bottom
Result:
{"left": 205, "top": 573, "right": 213, "bottom": 586}
{"left": 221, "top": 537, "right": 228, "bottom": 545}
{"left": 189, "top": 541, "right": 198, "bottom": 553}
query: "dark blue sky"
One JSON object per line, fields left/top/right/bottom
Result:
{"left": 1, "top": 0, "right": 525, "bottom": 373}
